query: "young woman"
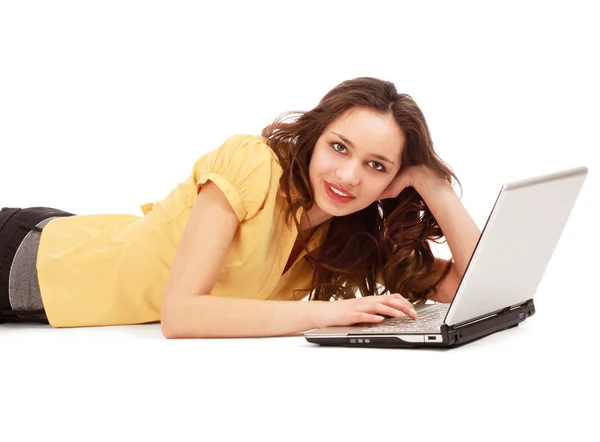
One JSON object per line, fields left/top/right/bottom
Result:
{"left": 0, "top": 77, "right": 481, "bottom": 338}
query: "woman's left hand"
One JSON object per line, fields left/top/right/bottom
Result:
{"left": 378, "top": 165, "right": 424, "bottom": 200}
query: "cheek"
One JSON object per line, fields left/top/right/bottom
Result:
{"left": 362, "top": 178, "right": 392, "bottom": 198}
{"left": 310, "top": 148, "right": 336, "bottom": 175}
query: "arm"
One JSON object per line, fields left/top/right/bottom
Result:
{"left": 428, "top": 260, "right": 462, "bottom": 304}
{"left": 413, "top": 168, "right": 482, "bottom": 303}
{"left": 163, "top": 296, "right": 319, "bottom": 338}
{"left": 160, "top": 181, "right": 319, "bottom": 338}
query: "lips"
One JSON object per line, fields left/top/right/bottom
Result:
{"left": 324, "top": 181, "right": 356, "bottom": 204}
{"left": 325, "top": 181, "right": 355, "bottom": 198}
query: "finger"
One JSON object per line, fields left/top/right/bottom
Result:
{"left": 354, "top": 313, "right": 385, "bottom": 324}
{"left": 371, "top": 302, "right": 406, "bottom": 319}
{"left": 385, "top": 294, "right": 418, "bottom": 320}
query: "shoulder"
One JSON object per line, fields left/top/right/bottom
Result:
{"left": 192, "top": 133, "right": 279, "bottom": 221}
{"left": 193, "top": 133, "right": 277, "bottom": 176}
{"left": 219, "top": 133, "right": 273, "bottom": 155}
{"left": 212, "top": 133, "right": 279, "bottom": 173}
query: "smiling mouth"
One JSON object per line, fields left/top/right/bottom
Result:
{"left": 325, "top": 181, "right": 355, "bottom": 197}
{"left": 324, "top": 181, "right": 356, "bottom": 203}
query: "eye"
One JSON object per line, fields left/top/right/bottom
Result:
{"left": 331, "top": 142, "right": 347, "bottom": 153}
{"left": 369, "top": 161, "right": 386, "bottom": 172}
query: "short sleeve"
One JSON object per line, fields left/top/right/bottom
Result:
{"left": 193, "top": 134, "right": 273, "bottom": 222}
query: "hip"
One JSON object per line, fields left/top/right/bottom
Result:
{"left": 0, "top": 206, "right": 75, "bottom": 323}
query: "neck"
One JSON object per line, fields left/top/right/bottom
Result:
{"left": 300, "top": 206, "right": 332, "bottom": 232}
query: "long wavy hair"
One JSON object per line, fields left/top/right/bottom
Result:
{"left": 262, "top": 77, "right": 461, "bottom": 304}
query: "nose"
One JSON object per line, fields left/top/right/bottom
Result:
{"left": 335, "top": 162, "right": 360, "bottom": 187}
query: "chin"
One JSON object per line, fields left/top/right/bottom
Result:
{"left": 316, "top": 194, "right": 356, "bottom": 217}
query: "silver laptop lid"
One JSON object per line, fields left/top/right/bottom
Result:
{"left": 444, "top": 166, "right": 588, "bottom": 326}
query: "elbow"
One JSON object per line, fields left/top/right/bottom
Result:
{"left": 431, "top": 268, "right": 461, "bottom": 304}
{"left": 430, "top": 279, "right": 458, "bottom": 303}
{"left": 431, "top": 290, "right": 455, "bottom": 304}
{"left": 160, "top": 314, "right": 185, "bottom": 339}
{"left": 161, "top": 320, "right": 183, "bottom": 339}
{"left": 160, "top": 294, "right": 212, "bottom": 339}
{"left": 160, "top": 298, "right": 190, "bottom": 339}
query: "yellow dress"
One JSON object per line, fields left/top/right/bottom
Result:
{"left": 36, "top": 134, "right": 330, "bottom": 328}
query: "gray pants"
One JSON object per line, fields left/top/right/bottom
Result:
{"left": 7, "top": 217, "right": 58, "bottom": 318}
{"left": 1, "top": 207, "right": 75, "bottom": 323}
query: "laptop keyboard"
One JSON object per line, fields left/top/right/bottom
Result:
{"left": 357, "top": 303, "right": 450, "bottom": 333}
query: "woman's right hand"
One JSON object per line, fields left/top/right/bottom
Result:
{"left": 311, "top": 293, "right": 418, "bottom": 329}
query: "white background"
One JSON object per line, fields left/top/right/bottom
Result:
{"left": 1, "top": 1, "right": 599, "bottom": 441}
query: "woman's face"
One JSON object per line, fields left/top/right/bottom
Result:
{"left": 307, "top": 107, "right": 405, "bottom": 222}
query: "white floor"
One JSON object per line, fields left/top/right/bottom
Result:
{"left": 2, "top": 231, "right": 598, "bottom": 442}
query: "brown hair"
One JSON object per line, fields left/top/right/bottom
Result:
{"left": 262, "top": 77, "right": 461, "bottom": 304}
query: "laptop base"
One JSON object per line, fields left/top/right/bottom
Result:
{"left": 305, "top": 299, "right": 535, "bottom": 348}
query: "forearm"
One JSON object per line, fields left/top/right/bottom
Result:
{"left": 414, "top": 170, "right": 481, "bottom": 278}
{"left": 161, "top": 295, "right": 320, "bottom": 339}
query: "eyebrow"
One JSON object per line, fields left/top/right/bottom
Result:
{"left": 331, "top": 132, "right": 396, "bottom": 166}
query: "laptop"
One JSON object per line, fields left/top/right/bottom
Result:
{"left": 305, "top": 165, "right": 588, "bottom": 348}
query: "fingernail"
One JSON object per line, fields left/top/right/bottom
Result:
{"left": 410, "top": 308, "right": 417, "bottom": 316}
